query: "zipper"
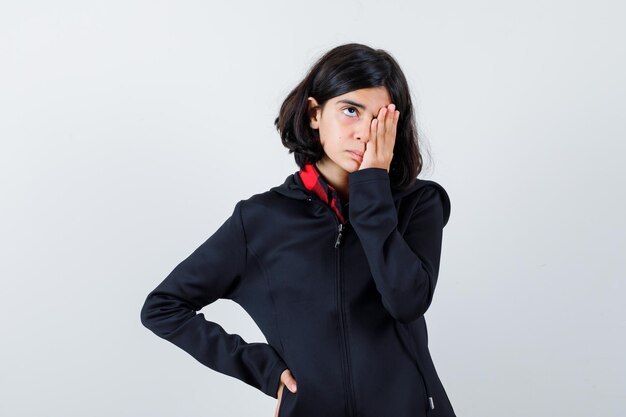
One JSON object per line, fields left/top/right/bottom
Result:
{"left": 307, "top": 197, "right": 356, "bottom": 417}
{"left": 334, "top": 222, "right": 345, "bottom": 248}
{"left": 335, "top": 220, "right": 357, "bottom": 417}
{"left": 306, "top": 195, "right": 433, "bottom": 414}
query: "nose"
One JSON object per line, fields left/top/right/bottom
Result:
{"left": 355, "top": 117, "right": 373, "bottom": 143}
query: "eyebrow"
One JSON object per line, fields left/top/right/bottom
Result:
{"left": 336, "top": 99, "right": 368, "bottom": 111}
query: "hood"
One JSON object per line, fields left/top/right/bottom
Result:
{"left": 270, "top": 170, "right": 451, "bottom": 227}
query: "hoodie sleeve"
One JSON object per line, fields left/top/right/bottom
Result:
{"left": 140, "top": 200, "right": 288, "bottom": 399}
{"left": 348, "top": 168, "right": 450, "bottom": 324}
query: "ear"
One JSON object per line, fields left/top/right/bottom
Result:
{"left": 307, "top": 97, "right": 321, "bottom": 129}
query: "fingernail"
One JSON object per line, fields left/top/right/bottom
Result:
{"left": 291, "top": 384, "right": 297, "bottom": 391}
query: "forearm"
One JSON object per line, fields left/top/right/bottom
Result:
{"left": 348, "top": 168, "right": 446, "bottom": 324}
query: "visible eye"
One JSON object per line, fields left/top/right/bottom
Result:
{"left": 343, "top": 106, "right": 358, "bottom": 117}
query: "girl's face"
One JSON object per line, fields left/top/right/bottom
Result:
{"left": 307, "top": 86, "right": 392, "bottom": 175}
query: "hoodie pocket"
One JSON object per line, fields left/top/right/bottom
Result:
{"left": 397, "top": 322, "right": 431, "bottom": 413}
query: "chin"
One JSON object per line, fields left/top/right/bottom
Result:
{"left": 325, "top": 154, "right": 361, "bottom": 174}
{"left": 341, "top": 161, "right": 360, "bottom": 174}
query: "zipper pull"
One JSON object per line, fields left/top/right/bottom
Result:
{"left": 334, "top": 223, "right": 344, "bottom": 248}
{"left": 428, "top": 396, "right": 435, "bottom": 410}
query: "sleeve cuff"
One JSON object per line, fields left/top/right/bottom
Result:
{"left": 348, "top": 167, "right": 389, "bottom": 185}
{"left": 266, "top": 357, "right": 289, "bottom": 399}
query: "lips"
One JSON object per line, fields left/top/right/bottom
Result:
{"left": 347, "top": 150, "right": 363, "bottom": 162}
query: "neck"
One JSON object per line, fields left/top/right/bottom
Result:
{"left": 315, "top": 157, "right": 349, "bottom": 202}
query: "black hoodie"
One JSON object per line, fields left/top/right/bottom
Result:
{"left": 140, "top": 167, "right": 456, "bottom": 417}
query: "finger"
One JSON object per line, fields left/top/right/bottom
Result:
{"left": 392, "top": 109, "right": 399, "bottom": 133}
{"left": 385, "top": 104, "right": 395, "bottom": 136}
{"left": 369, "top": 117, "right": 378, "bottom": 155}
{"left": 274, "top": 387, "right": 284, "bottom": 417}
{"left": 376, "top": 107, "right": 387, "bottom": 157}
{"left": 392, "top": 109, "right": 399, "bottom": 137}
{"left": 281, "top": 370, "right": 298, "bottom": 393}
{"left": 387, "top": 106, "right": 399, "bottom": 152}
{"left": 383, "top": 105, "right": 395, "bottom": 152}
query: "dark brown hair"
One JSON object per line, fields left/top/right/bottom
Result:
{"left": 274, "top": 42, "right": 427, "bottom": 190}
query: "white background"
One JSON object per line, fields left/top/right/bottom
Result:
{"left": 1, "top": 1, "right": 624, "bottom": 416}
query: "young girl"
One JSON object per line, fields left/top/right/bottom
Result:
{"left": 141, "top": 43, "right": 455, "bottom": 417}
